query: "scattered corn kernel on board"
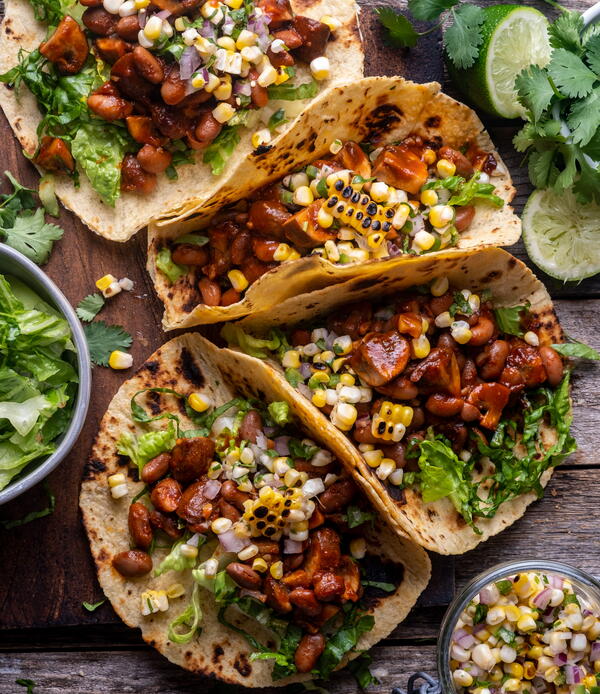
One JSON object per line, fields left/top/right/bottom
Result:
{"left": 0, "top": 0, "right": 599, "bottom": 692}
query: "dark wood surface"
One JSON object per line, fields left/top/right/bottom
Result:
{"left": 1, "top": 0, "right": 599, "bottom": 692}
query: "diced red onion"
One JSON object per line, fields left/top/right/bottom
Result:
{"left": 271, "top": 476, "right": 284, "bottom": 488}
{"left": 222, "top": 15, "right": 235, "bottom": 34}
{"left": 180, "top": 46, "right": 201, "bottom": 80}
{"left": 233, "top": 81, "right": 252, "bottom": 96}
{"left": 199, "top": 22, "right": 216, "bottom": 38}
{"left": 457, "top": 633, "right": 476, "bottom": 650}
{"left": 284, "top": 539, "right": 303, "bottom": 554}
{"left": 187, "top": 532, "right": 204, "bottom": 547}
{"left": 553, "top": 652, "right": 568, "bottom": 666}
{"left": 550, "top": 575, "right": 564, "bottom": 589}
{"left": 257, "top": 33, "right": 271, "bottom": 51}
{"left": 138, "top": 9, "right": 147, "bottom": 27}
{"left": 412, "top": 215, "right": 425, "bottom": 234}
{"left": 274, "top": 436, "right": 290, "bottom": 456}
{"left": 204, "top": 479, "right": 222, "bottom": 500}
{"left": 263, "top": 425, "right": 276, "bottom": 436}
{"left": 479, "top": 587, "right": 496, "bottom": 605}
{"left": 564, "top": 665, "right": 582, "bottom": 685}
{"left": 218, "top": 529, "right": 250, "bottom": 553}
{"left": 532, "top": 587, "right": 552, "bottom": 610}
{"left": 472, "top": 623, "right": 487, "bottom": 636}
{"left": 255, "top": 431, "right": 268, "bottom": 449}
{"left": 591, "top": 642, "right": 600, "bottom": 661}
{"left": 452, "top": 628, "right": 468, "bottom": 643}
{"left": 299, "top": 362, "right": 312, "bottom": 379}
{"left": 387, "top": 241, "right": 404, "bottom": 257}
{"left": 155, "top": 9, "right": 171, "bottom": 18}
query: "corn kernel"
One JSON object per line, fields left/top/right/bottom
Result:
{"left": 503, "top": 678, "right": 521, "bottom": 692}
{"left": 235, "top": 29, "right": 257, "bottom": 49}
{"left": 504, "top": 604, "right": 520, "bottom": 622}
{"left": 257, "top": 64, "right": 278, "bottom": 87}
{"left": 212, "top": 102, "right": 236, "bottom": 123}
{"left": 420, "top": 189, "right": 438, "bottom": 206}
{"left": 429, "top": 204, "right": 454, "bottom": 228}
{"left": 311, "top": 389, "right": 327, "bottom": 408}
{"left": 412, "top": 334, "right": 431, "bottom": 359}
{"left": 211, "top": 517, "right": 233, "bottom": 534}
{"left": 269, "top": 242, "right": 290, "bottom": 262}
{"left": 191, "top": 72, "right": 206, "bottom": 89}
{"left": 180, "top": 543, "right": 198, "bottom": 559}
{"left": 339, "top": 373, "right": 355, "bottom": 386}
{"left": 275, "top": 67, "right": 291, "bottom": 84}
{"left": 187, "top": 392, "right": 211, "bottom": 413}
{"left": 108, "top": 473, "right": 126, "bottom": 488}
{"left": 108, "top": 350, "right": 133, "bottom": 370}
{"left": 389, "top": 468, "right": 404, "bottom": 486}
{"left": 331, "top": 402, "right": 357, "bottom": 430}
{"left": 225, "top": 0, "right": 243, "bottom": 7}
{"left": 251, "top": 128, "right": 271, "bottom": 149}
{"left": 324, "top": 239, "right": 340, "bottom": 262}
{"left": 293, "top": 185, "right": 313, "bottom": 206}
{"left": 423, "top": 148, "right": 437, "bottom": 165}
{"left": 214, "top": 79, "right": 232, "bottom": 101}
{"left": 370, "top": 181, "right": 389, "bottom": 202}
{"left": 437, "top": 158, "right": 456, "bottom": 178}
{"left": 376, "top": 457, "right": 396, "bottom": 480}
{"left": 282, "top": 350, "right": 301, "bottom": 368}
{"left": 363, "top": 449, "right": 384, "bottom": 467}
{"left": 517, "top": 614, "right": 537, "bottom": 632}
{"left": 414, "top": 230, "right": 436, "bottom": 251}
{"left": 216, "top": 36, "right": 236, "bottom": 50}
{"left": 350, "top": 537, "right": 366, "bottom": 559}
{"left": 134, "top": 0, "right": 149, "bottom": 7}
{"left": 524, "top": 330, "right": 540, "bottom": 346}
{"left": 505, "top": 663, "right": 524, "bottom": 679}
{"left": 544, "top": 665, "right": 559, "bottom": 682}
{"left": 584, "top": 675, "right": 598, "bottom": 688}
{"left": 310, "top": 56, "right": 330, "bottom": 80}
{"left": 316, "top": 206, "right": 334, "bottom": 228}
{"left": 451, "top": 320, "right": 473, "bottom": 345}
{"left": 527, "top": 645, "right": 543, "bottom": 659}
{"left": 287, "top": 249, "right": 301, "bottom": 261}
{"left": 227, "top": 269, "right": 248, "bottom": 292}
{"left": 453, "top": 670, "right": 473, "bottom": 688}
{"left": 320, "top": 14, "right": 342, "bottom": 31}
{"left": 143, "top": 15, "right": 163, "bottom": 40}
{"left": 430, "top": 276, "right": 449, "bottom": 297}
{"left": 240, "top": 45, "right": 262, "bottom": 63}
{"left": 392, "top": 203, "right": 410, "bottom": 229}
{"left": 166, "top": 583, "right": 185, "bottom": 599}
{"left": 96, "top": 274, "right": 117, "bottom": 292}
{"left": 252, "top": 557, "right": 268, "bottom": 572}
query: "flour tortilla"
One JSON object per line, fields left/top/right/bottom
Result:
{"left": 0, "top": 0, "right": 362, "bottom": 241}
{"left": 80, "top": 333, "right": 431, "bottom": 687}
{"left": 147, "top": 75, "right": 520, "bottom": 329}
{"left": 216, "top": 247, "right": 567, "bottom": 555}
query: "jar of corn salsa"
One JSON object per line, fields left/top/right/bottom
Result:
{"left": 438, "top": 561, "right": 600, "bottom": 694}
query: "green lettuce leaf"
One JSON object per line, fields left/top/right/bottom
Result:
{"left": 267, "top": 79, "right": 319, "bottom": 101}
{"left": 116, "top": 421, "right": 177, "bottom": 473}
{"left": 267, "top": 401, "right": 291, "bottom": 426}
{"left": 156, "top": 247, "right": 188, "bottom": 284}
{"left": 167, "top": 583, "right": 203, "bottom": 644}
{"left": 221, "top": 323, "right": 283, "bottom": 359}
{"left": 154, "top": 533, "right": 204, "bottom": 576}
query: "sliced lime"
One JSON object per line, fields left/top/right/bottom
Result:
{"left": 448, "top": 5, "right": 552, "bottom": 119}
{"left": 522, "top": 188, "right": 600, "bottom": 281}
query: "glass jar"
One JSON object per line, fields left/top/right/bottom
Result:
{"left": 437, "top": 559, "right": 600, "bottom": 693}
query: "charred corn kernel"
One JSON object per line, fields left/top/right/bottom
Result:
{"left": 423, "top": 148, "right": 437, "bottom": 165}
{"left": 212, "top": 102, "right": 236, "bottom": 123}
{"left": 513, "top": 574, "right": 533, "bottom": 598}
{"left": 109, "top": 350, "right": 133, "bottom": 370}
{"left": 453, "top": 670, "right": 473, "bottom": 688}
{"left": 141, "top": 590, "right": 168, "bottom": 615}
{"left": 293, "top": 186, "right": 314, "bottom": 206}
{"left": 326, "top": 170, "right": 350, "bottom": 187}
{"left": 370, "top": 181, "right": 389, "bottom": 202}
{"left": 275, "top": 67, "right": 291, "bottom": 84}
{"left": 251, "top": 128, "right": 272, "bottom": 149}
{"left": 340, "top": 373, "right": 355, "bottom": 386}
{"left": 257, "top": 64, "right": 278, "bottom": 87}
{"left": 505, "top": 663, "right": 524, "bottom": 679}
{"left": 331, "top": 402, "right": 357, "bottom": 430}
{"left": 235, "top": 29, "right": 257, "bottom": 49}
{"left": 180, "top": 543, "right": 198, "bottom": 559}
{"left": 412, "top": 334, "right": 431, "bottom": 359}
{"left": 252, "top": 557, "right": 268, "bottom": 572}
{"left": 187, "top": 392, "right": 211, "bottom": 413}
{"left": 392, "top": 203, "right": 411, "bottom": 229}
{"left": 420, "top": 189, "right": 438, "bottom": 206}
{"left": 269, "top": 561, "right": 283, "bottom": 580}
{"left": 134, "top": 0, "right": 149, "bottom": 7}
{"left": 451, "top": 320, "right": 473, "bottom": 344}
{"left": 166, "top": 583, "right": 185, "bottom": 599}
{"left": 311, "top": 389, "right": 327, "bottom": 408}
{"left": 96, "top": 274, "right": 117, "bottom": 292}
{"left": 310, "top": 56, "right": 330, "bottom": 80}
{"left": 225, "top": 0, "right": 243, "bottom": 7}
{"left": 504, "top": 604, "right": 520, "bottom": 622}
{"left": 437, "top": 158, "right": 456, "bottom": 178}
{"left": 429, "top": 204, "right": 454, "bottom": 228}
{"left": 414, "top": 230, "right": 436, "bottom": 251}
{"left": 363, "top": 449, "right": 384, "bottom": 467}
{"left": 226, "top": 270, "right": 247, "bottom": 293}
{"left": 524, "top": 330, "right": 540, "bottom": 346}
{"left": 211, "top": 517, "right": 233, "bottom": 534}
{"left": 214, "top": 79, "right": 233, "bottom": 100}
{"left": 517, "top": 614, "right": 537, "bottom": 632}
{"left": 282, "top": 350, "right": 300, "bottom": 368}
{"left": 350, "top": 537, "right": 366, "bottom": 559}
{"left": 521, "top": 661, "right": 536, "bottom": 680}
{"left": 143, "top": 14, "right": 163, "bottom": 39}
{"left": 367, "top": 232, "right": 385, "bottom": 249}
{"left": 376, "top": 457, "right": 395, "bottom": 480}
{"left": 430, "top": 276, "right": 449, "bottom": 297}
{"left": 317, "top": 206, "right": 333, "bottom": 228}
{"left": 320, "top": 14, "right": 342, "bottom": 30}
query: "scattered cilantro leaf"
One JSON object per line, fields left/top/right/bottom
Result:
{"left": 84, "top": 321, "right": 132, "bottom": 366}
{"left": 449, "top": 291, "right": 473, "bottom": 317}
{"left": 362, "top": 580, "right": 396, "bottom": 592}
{"left": 444, "top": 4, "right": 485, "bottom": 69}
{"left": 344, "top": 505, "right": 375, "bottom": 528}
{"left": 82, "top": 599, "right": 105, "bottom": 611}
{"left": 528, "top": 148, "right": 560, "bottom": 189}
{"left": 549, "top": 10, "right": 584, "bottom": 54}
{"left": 267, "top": 79, "right": 319, "bottom": 101}
{"left": 547, "top": 48, "right": 597, "bottom": 99}
{"left": 76, "top": 293, "right": 105, "bottom": 322}
{"left": 493, "top": 305, "right": 528, "bottom": 337}
{"left": 0, "top": 482, "right": 55, "bottom": 529}
{"left": 552, "top": 341, "right": 600, "bottom": 360}
{"left": 474, "top": 603, "right": 488, "bottom": 624}
{"left": 496, "top": 626, "right": 516, "bottom": 645}
{"left": 515, "top": 65, "right": 555, "bottom": 123}
{"left": 267, "top": 108, "right": 289, "bottom": 133}
{"left": 566, "top": 88, "right": 600, "bottom": 146}
{"left": 16, "top": 680, "right": 37, "bottom": 694}
{"left": 376, "top": 7, "right": 419, "bottom": 48}
{"left": 585, "top": 34, "right": 600, "bottom": 74}
{"left": 495, "top": 579, "right": 513, "bottom": 595}
{"left": 408, "top": 0, "right": 459, "bottom": 22}
{"left": 0, "top": 207, "right": 63, "bottom": 265}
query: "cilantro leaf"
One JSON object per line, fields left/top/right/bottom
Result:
{"left": 444, "top": 4, "right": 485, "bottom": 70}
{"left": 515, "top": 65, "right": 555, "bottom": 123}
{"left": 83, "top": 321, "right": 132, "bottom": 366}
{"left": 581, "top": 129, "right": 600, "bottom": 160}
{"left": 0, "top": 481, "right": 55, "bottom": 529}
{"left": 376, "top": 7, "right": 419, "bottom": 48}
{"left": 493, "top": 305, "right": 528, "bottom": 337}
{"left": 528, "top": 147, "right": 560, "bottom": 189}
{"left": 267, "top": 108, "right": 288, "bottom": 133}
{"left": 408, "top": 0, "right": 458, "bottom": 22}
{"left": 547, "top": 48, "right": 597, "bottom": 99}
{"left": 573, "top": 156, "right": 600, "bottom": 204}
{"left": 585, "top": 34, "right": 600, "bottom": 75}
{"left": 361, "top": 580, "right": 396, "bottom": 592}
{"left": 82, "top": 599, "right": 105, "bottom": 611}
{"left": 203, "top": 126, "right": 241, "bottom": 176}
{"left": 549, "top": 10, "right": 584, "bottom": 54}
{"left": 344, "top": 505, "right": 375, "bottom": 528}
{"left": 553, "top": 145, "right": 578, "bottom": 191}
{"left": 0, "top": 208, "right": 63, "bottom": 265}
{"left": 16, "top": 680, "right": 37, "bottom": 694}
{"left": 473, "top": 603, "right": 488, "bottom": 624}
{"left": 267, "top": 79, "right": 319, "bottom": 101}
{"left": 552, "top": 341, "right": 600, "bottom": 360}
{"left": 495, "top": 579, "right": 513, "bottom": 595}
{"left": 76, "top": 293, "right": 105, "bottom": 322}
{"left": 566, "top": 88, "right": 600, "bottom": 146}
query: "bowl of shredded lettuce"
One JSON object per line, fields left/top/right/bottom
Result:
{"left": 0, "top": 245, "right": 91, "bottom": 504}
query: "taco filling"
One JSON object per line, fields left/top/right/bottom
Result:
{"left": 111, "top": 394, "right": 406, "bottom": 680}
{"left": 223, "top": 279, "right": 576, "bottom": 530}
{"left": 0, "top": 0, "right": 342, "bottom": 205}
{"left": 156, "top": 137, "right": 504, "bottom": 307}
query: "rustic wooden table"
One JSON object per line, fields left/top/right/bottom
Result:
{"left": 1, "top": 0, "right": 599, "bottom": 691}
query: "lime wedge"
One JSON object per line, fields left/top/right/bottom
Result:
{"left": 522, "top": 188, "right": 600, "bottom": 281}
{"left": 448, "top": 5, "right": 552, "bottom": 119}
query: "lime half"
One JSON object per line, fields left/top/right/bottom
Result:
{"left": 448, "top": 5, "right": 552, "bottom": 119}
{"left": 522, "top": 188, "right": 600, "bottom": 281}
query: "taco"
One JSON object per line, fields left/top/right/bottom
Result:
{"left": 147, "top": 75, "right": 520, "bottom": 329}
{"left": 80, "top": 333, "right": 431, "bottom": 687}
{"left": 220, "top": 247, "right": 576, "bottom": 555}
{"left": 0, "top": 0, "right": 361, "bottom": 240}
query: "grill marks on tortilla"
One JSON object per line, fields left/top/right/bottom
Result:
{"left": 365, "top": 104, "right": 404, "bottom": 140}
{"left": 83, "top": 459, "right": 107, "bottom": 480}
{"left": 179, "top": 347, "right": 205, "bottom": 388}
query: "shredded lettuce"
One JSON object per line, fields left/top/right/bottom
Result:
{"left": 156, "top": 248, "right": 188, "bottom": 284}
{"left": 221, "top": 323, "right": 285, "bottom": 359}
{"left": 203, "top": 126, "right": 241, "bottom": 176}
{"left": 267, "top": 401, "right": 292, "bottom": 426}
{"left": 267, "top": 79, "right": 319, "bottom": 101}
{"left": 154, "top": 533, "right": 204, "bottom": 576}
{"left": 116, "top": 421, "right": 177, "bottom": 473}
{"left": 167, "top": 583, "right": 203, "bottom": 644}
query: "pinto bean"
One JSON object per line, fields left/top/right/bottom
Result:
{"left": 264, "top": 577, "right": 292, "bottom": 613}
{"left": 295, "top": 633, "right": 326, "bottom": 673}
{"left": 176, "top": 480, "right": 214, "bottom": 526}
{"left": 318, "top": 479, "right": 356, "bottom": 513}
{"left": 193, "top": 111, "right": 222, "bottom": 146}
{"left": 226, "top": 562, "right": 263, "bottom": 590}
{"left": 141, "top": 452, "right": 171, "bottom": 484}
{"left": 219, "top": 499, "right": 241, "bottom": 522}
{"left": 121, "top": 155, "right": 157, "bottom": 194}
{"left": 267, "top": 46, "right": 294, "bottom": 68}
{"left": 171, "top": 244, "right": 208, "bottom": 266}
{"left": 128, "top": 502, "right": 153, "bottom": 549}
{"left": 540, "top": 346, "right": 564, "bottom": 386}
{"left": 149, "top": 509, "right": 183, "bottom": 539}
{"left": 476, "top": 340, "right": 510, "bottom": 381}
{"left": 461, "top": 402, "right": 480, "bottom": 422}
{"left": 94, "top": 37, "right": 131, "bottom": 64}
{"left": 425, "top": 393, "right": 464, "bottom": 417}
{"left": 378, "top": 375, "right": 419, "bottom": 400}
{"left": 161, "top": 65, "right": 187, "bottom": 105}
{"left": 239, "top": 410, "right": 263, "bottom": 444}
{"left": 132, "top": 46, "right": 164, "bottom": 84}
{"left": 198, "top": 277, "right": 221, "bottom": 306}
{"left": 252, "top": 237, "right": 280, "bottom": 262}
{"left": 112, "top": 53, "right": 154, "bottom": 100}
{"left": 289, "top": 588, "right": 321, "bottom": 617}
{"left": 352, "top": 417, "right": 380, "bottom": 444}
{"left": 80, "top": 0, "right": 102, "bottom": 6}
{"left": 438, "top": 146, "right": 474, "bottom": 178}
{"left": 313, "top": 571, "right": 344, "bottom": 601}
{"left": 220, "top": 480, "right": 251, "bottom": 511}
{"left": 150, "top": 478, "right": 182, "bottom": 513}
{"left": 83, "top": 7, "right": 117, "bottom": 36}
{"left": 249, "top": 69, "right": 269, "bottom": 108}
{"left": 241, "top": 257, "right": 276, "bottom": 284}
{"left": 170, "top": 436, "right": 215, "bottom": 483}
{"left": 454, "top": 205, "right": 476, "bottom": 232}
{"left": 136, "top": 144, "right": 172, "bottom": 174}
{"left": 429, "top": 292, "right": 454, "bottom": 316}
{"left": 381, "top": 442, "right": 407, "bottom": 467}
{"left": 126, "top": 116, "right": 162, "bottom": 147}
{"left": 255, "top": 540, "right": 281, "bottom": 556}
{"left": 40, "top": 16, "right": 89, "bottom": 74}
{"left": 87, "top": 92, "right": 133, "bottom": 121}
{"left": 469, "top": 316, "right": 495, "bottom": 346}
{"left": 221, "top": 288, "right": 241, "bottom": 306}
{"left": 115, "top": 14, "right": 141, "bottom": 41}
{"left": 112, "top": 549, "right": 152, "bottom": 577}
